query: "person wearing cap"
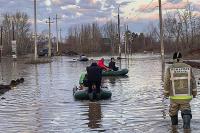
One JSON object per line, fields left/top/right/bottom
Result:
{"left": 109, "top": 57, "right": 119, "bottom": 71}
{"left": 164, "top": 52, "right": 197, "bottom": 132}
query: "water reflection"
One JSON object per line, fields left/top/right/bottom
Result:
{"left": 161, "top": 97, "right": 168, "bottom": 119}
{"left": 0, "top": 55, "right": 199, "bottom": 133}
{"left": 12, "top": 61, "right": 18, "bottom": 80}
{"left": 161, "top": 59, "right": 165, "bottom": 82}
{"left": 102, "top": 75, "right": 129, "bottom": 85}
{"left": 87, "top": 102, "right": 102, "bottom": 129}
{"left": 107, "top": 77, "right": 117, "bottom": 85}
{"left": 0, "top": 62, "right": 3, "bottom": 81}
{"left": 35, "top": 65, "right": 39, "bottom": 86}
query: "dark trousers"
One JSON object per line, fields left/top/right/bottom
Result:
{"left": 88, "top": 81, "right": 101, "bottom": 93}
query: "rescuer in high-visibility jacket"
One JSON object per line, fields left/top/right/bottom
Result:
{"left": 164, "top": 52, "right": 197, "bottom": 132}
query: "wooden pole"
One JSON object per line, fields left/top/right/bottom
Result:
{"left": 118, "top": 6, "right": 121, "bottom": 58}
{"left": 34, "top": 0, "right": 38, "bottom": 60}
{"left": 55, "top": 14, "right": 60, "bottom": 53}
{"left": 158, "top": 0, "right": 165, "bottom": 81}
{"left": 0, "top": 26, "right": 2, "bottom": 60}
{"left": 124, "top": 24, "right": 127, "bottom": 59}
{"left": 46, "top": 17, "right": 53, "bottom": 57}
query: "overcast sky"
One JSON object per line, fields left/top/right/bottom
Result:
{"left": 0, "top": 0, "right": 199, "bottom": 36}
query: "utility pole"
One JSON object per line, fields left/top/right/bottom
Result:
{"left": 187, "top": 0, "right": 193, "bottom": 45}
{"left": 0, "top": 26, "right": 3, "bottom": 61}
{"left": 118, "top": 5, "right": 121, "bottom": 58}
{"left": 59, "top": 28, "right": 62, "bottom": 43}
{"left": 126, "top": 24, "right": 129, "bottom": 58}
{"left": 12, "top": 21, "right": 15, "bottom": 40}
{"left": 46, "top": 17, "right": 54, "bottom": 57}
{"left": 11, "top": 19, "right": 17, "bottom": 60}
{"left": 158, "top": 0, "right": 165, "bottom": 81}
{"left": 34, "top": 0, "right": 38, "bottom": 60}
{"left": 54, "top": 14, "right": 60, "bottom": 53}
{"left": 80, "top": 33, "right": 82, "bottom": 53}
{"left": 124, "top": 24, "right": 127, "bottom": 59}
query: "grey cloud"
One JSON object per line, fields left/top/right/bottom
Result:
{"left": 104, "top": 0, "right": 117, "bottom": 8}
{"left": 0, "top": 0, "right": 154, "bottom": 34}
{"left": 120, "top": 1, "right": 131, "bottom": 6}
{"left": 78, "top": 0, "right": 102, "bottom": 10}
{"left": 104, "top": 0, "right": 131, "bottom": 8}
{"left": 52, "top": 0, "right": 76, "bottom": 6}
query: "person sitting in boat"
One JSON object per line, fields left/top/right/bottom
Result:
{"left": 80, "top": 54, "right": 86, "bottom": 58}
{"left": 97, "top": 58, "right": 110, "bottom": 71}
{"left": 86, "top": 62, "right": 102, "bottom": 94}
{"left": 109, "top": 57, "right": 119, "bottom": 71}
{"left": 79, "top": 54, "right": 89, "bottom": 61}
{"left": 79, "top": 73, "right": 88, "bottom": 89}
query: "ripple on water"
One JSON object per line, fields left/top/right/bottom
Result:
{"left": 0, "top": 55, "right": 200, "bottom": 133}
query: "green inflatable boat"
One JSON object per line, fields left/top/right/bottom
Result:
{"left": 73, "top": 87, "right": 112, "bottom": 100}
{"left": 102, "top": 68, "right": 128, "bottom": 76}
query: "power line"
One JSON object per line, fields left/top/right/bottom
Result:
{"left": 141, "top": 0, "right": 155, "bottom": 13}
{"left": 132, "top": 0, "right": 155, "bottom": 20}
{"left": 132, "top": 0, "right": 177, "bottom": 20}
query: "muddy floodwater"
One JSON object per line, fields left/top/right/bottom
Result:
{"left": 0, "top": 54, "right": 199, "bottom": 133}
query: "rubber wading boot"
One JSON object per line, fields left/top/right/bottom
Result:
{"left": 171, "top": 115, "right": 178, "bottom": 125}
{"left": 171, "top": 115, "right": 178, "bottom": 133}
{"left": 183, "top": 115, "right": 191, "bottom": 129}
{"left": 181, "top": 110, "right": 192, "bottom": 130}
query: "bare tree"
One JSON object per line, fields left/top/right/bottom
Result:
{"left": 102, "top": 21, "right": 118, "bottom": 54}
{"left": 1, "top": 12, "right": 33, "bottom": 55}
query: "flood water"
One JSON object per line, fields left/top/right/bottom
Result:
{"left": 0, "top": 54, "right": 199, "bottom": 133}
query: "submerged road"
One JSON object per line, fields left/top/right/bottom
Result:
{"left": 0, "top": 54, "right": 199, "bottom": 133}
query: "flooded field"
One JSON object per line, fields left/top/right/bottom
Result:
{"left": 0, "top": 54, "right": 199, "bottom": 133}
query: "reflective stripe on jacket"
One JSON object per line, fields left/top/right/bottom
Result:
{"left": 164, "top": 62, "right": 197, "bottom": 100}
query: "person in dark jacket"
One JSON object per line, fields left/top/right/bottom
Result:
{"left": 86, "top": 62, "right": 102, "bottom": 93}
{"left": 109, "top": 58, "right": 118, "bottom": 71}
